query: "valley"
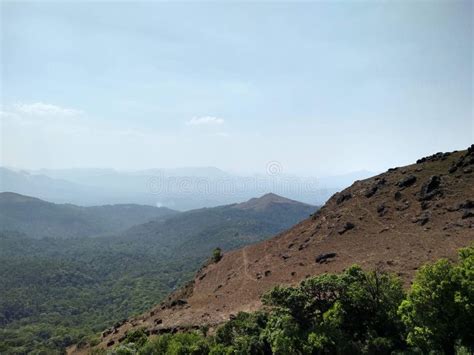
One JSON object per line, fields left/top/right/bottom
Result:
{"left": 0, "top": 193, "right": 314, "bottom": 354}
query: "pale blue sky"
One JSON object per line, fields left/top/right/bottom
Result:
{"left": 1, "top": 1, "right": 472, "bottom": 175}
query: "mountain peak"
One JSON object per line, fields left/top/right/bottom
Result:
{"left": 234, "top": 193, "right": 311, "bottom": 211}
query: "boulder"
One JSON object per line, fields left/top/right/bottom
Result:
{"left": 336, "top": 192, "right": 352, "bottom": 205}
{"left": 398, "top": 175, "right": 417, "bottom": 188}
{"left": 338, "top": 222, "right": 355, "bottom": 235}
{"left": 413, "top": 212, "right": 430, "bottom": 226}
{"left": 459, "top": 200, "right": 474, "bottom": 209}
{"left": 365, "top": 185, "right": 378, "bottom": 198}
{"left": 377, "top": 204, "right": 387, "bottom": 216}
{"left": 107, "top": 340, "right": 115, "bottom": 347}
{"left": 315, "top": 253, "right": 337, "bottom": 264}
{"left": 462, "top": 211, "right": 474, "bottom": 219}
{"left": 420, "top": 175, "right": 441, "bottom": 201}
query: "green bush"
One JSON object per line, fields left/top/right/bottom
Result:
{"left": 398, "top": 245, "right": 474, "bottom": 354}
{"left": 139, "top": 332, "right": 210, "bottom": 355}
{"left": 212, "top": 248, "right": 223, "bottom": 263}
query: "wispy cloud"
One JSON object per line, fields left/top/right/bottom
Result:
{"left": 186, "top": 116, "right": 224, "bottom": 126}
{"left": 13, "top": 102, "right": 82, "bottom": 116}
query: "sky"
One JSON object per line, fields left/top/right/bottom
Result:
{"left": 1, "top": 0, "right": 472, "bottom": 176}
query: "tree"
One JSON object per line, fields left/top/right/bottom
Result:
{"left": 212, "top": 248, "right": 223, "bottom": 263}
{"left": 262, "top": 266, "right": 406, "bottom": 353}
{"left": 215, "top": 311, "right": 269, "bottom": 354}
{"left": 398, "top": 245, "right": 474, "bottom": 354}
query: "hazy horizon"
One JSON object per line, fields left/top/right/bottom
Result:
{"left": 1, "top": 1, "right": 472, "bottom": 176}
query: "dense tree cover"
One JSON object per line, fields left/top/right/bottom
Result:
{"left": 0, "top": 198, "right": 313, "bottom": 354}
{"left": 0, "top": 192, "right": 177, "bottom": 239}
{"left": 121, "top": 201, "right": 316, "bottom": 259}
{"left": 98, "top": 246, "right": 473, "bottom": 355}
{"left": 0, "top": 233, "right": 199, "bottom": 354}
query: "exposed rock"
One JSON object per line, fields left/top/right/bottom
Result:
{"left": 394, "top": 191, "right": 402, "bottom": 201}
{"left": 462, "top": 211, "right": 474, "bottom": 219}
{"left": 420, "top": 201, "right": 430, "bottom": 210}
{"left": 336, "top": 192, "right": 352, "bottom": 205}
{"left": 102, "top": 329, "right": 113, "bottom": 338}
{"left": 398, "top": 175, "right": 417, "bottom": 188}
{"left": 459, "top": 200, "right": 474, "bottom": 209}
{"left": 315, "top": 253, "right": 337, "bottom": 264}
{"left": 169, "top": 299, "right": 188, "bottom": 307}
{"left": 413, "top": 212, "right": 430, "bottom": 226}
{"left": 377, "top": 204, "right": 387, "bottom": 216}
{"left": 396, "top": 201, "right": 410, "bottom": 211}
{"left": 107, "top": 340, "right": 115, "bottom": 347}
{"left": 417, "top": 152, "right": 451, "bottom": 164}
{"left": 420, "top": 175, "right": 441, "bottom": 201}
{"left": 365, "top": 185, "right": 378, "bottom": 198}
{"left": 338, "top": 222, "right": 355, "bottom": 235}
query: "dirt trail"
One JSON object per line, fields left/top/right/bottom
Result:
{"left": 242, "top": 247, "right": 258, "bottom": 282}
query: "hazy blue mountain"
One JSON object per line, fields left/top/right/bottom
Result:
{"left": 0, "top": 192, "right": 178, "bottom": 239}
{"left": 1, "top": 166, "right": 370, "bottom": 210}
{"left": 0, "top": 167, "right": 94, "bottom": 204}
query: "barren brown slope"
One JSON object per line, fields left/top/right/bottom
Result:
{"left": 74, "top": 147, "right": 474, "bottom": 354}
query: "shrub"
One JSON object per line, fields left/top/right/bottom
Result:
{"left": 398, "top": 245, "right": 474, "bottom": 355}
{"left": 263, "top": 265, "right": 406, "bottom": 353}
{"left": 212, "top": 248, "right": 223, "bottom": 263}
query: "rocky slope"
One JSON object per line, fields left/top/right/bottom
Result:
{"left": 73, "top": 146, "right": 474, "bottom": 354}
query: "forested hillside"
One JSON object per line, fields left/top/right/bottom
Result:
{"left": 0, "top": 192, "right": 177, "bottom": 239}
{"left": 0, "top": 194, "right": 315, "bottom": 354}
{"left": 121, "top": 193, "right": 316, "bottom": 259}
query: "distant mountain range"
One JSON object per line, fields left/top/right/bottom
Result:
{"left": 0, "top": 192, "right": 177, "bottom": 239}
{"left": 0, "top": 166, "right": 374, "bottom": 210}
